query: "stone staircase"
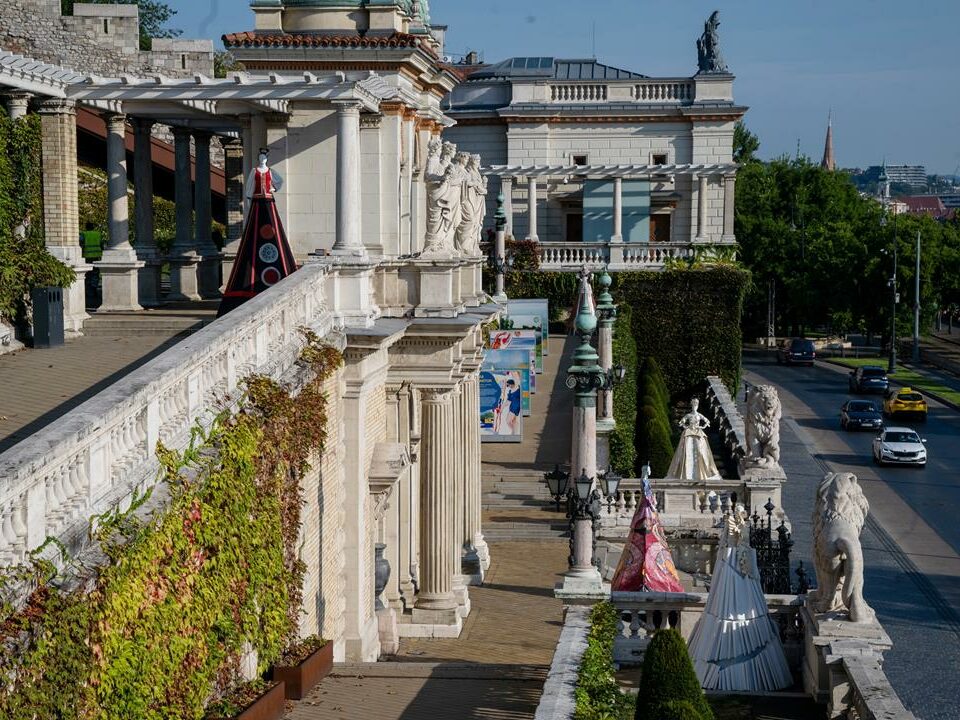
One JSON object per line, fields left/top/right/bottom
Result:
{"left": 481, "top": 467, "right": 570, "bottom": 541}
{"left": 82, "top": 302, "right": 218, "bottom": 338}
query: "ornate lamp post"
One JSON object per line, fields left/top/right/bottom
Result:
{"left": 595, "top": 269, "right": 618, "bottom": 424}
{"left": 544, "top": 464, "right": 570, "bottom": 512}
{"left": 556, "top": 269, "right": 608, "bottom": 599}
{"left": 492, "top": 192, "right": 508, "bottom": 302}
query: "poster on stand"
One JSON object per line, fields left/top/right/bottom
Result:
{"left": 489, "top": 329, "right": 539, "bottom": 393}
{"left": 483, "top": 348, "right": 532, "bottom": 416}
{"left": 501, "top": 315, "right": 543, "bottom": 373}
{"left": 479, "top": 369, "right": 523, "bottom": 443}
{"left": 507, "top": 299, "right": 550, "bottom": 355}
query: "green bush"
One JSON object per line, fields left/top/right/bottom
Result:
{"left": 609, "top": 305, "right": 638, "bottom": 473}
{"left": 575, "top": 602, "right": 636, "bottom": 720}
{"left": 634, "top": 629, "right": 713, "bottom": 720}
{"left": 644, "top": 413, "right": 675, "bottom": 478}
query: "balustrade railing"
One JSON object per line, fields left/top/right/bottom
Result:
{"left": 550, "top": 83, "right": 608, "bottom": 102}
{"left": 633, "top": 80, "right": 694, "bottom": 103}
{"left": 0, "top": 264, "right": 334, "bottom": 569}
{"left": 536, "top": 241, "right": 703, "bottom": 271}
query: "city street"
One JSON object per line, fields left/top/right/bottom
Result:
{"left": 744, "top": 350, "right": 960, "bottom": 719}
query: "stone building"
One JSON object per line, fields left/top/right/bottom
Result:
{"left": 1, "top": 0, "right": 493, "bottom": 664}
{"left": 444, "top": 52, "right": 746, "bottom": 270}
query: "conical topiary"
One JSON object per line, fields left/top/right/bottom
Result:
{"left": 634, "top": 629, "right": 713, "bottom": 720}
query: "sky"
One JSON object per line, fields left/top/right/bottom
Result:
{"left": 164, "top": 0, "right": 960, "bottom": 175}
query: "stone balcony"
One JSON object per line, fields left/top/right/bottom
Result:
{"left": 511, "top": 74, "right": 734, "bottom": 108}
{"left": 536, "top": 239, "right": 738, "bottom": 271}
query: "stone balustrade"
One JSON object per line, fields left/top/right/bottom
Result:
{"left": 0, "top": 264, "right": 335, "bottom": 569}
{"left": 538, "top": 241, "right": 718, "bottom": 271}
{"left": 550, "top": 83, "right": 608, "bottom": 102}
{"left": 842, "top": 656, "right": 918, "bottom": 720}
{"left": 545, "top": 79, "right": 698, "bottom": 105}
{"left": 632, "top": 80, "right": 694, "bottom": 103}
{"left": 704, "top": 374, "right": 747, "bottom": 467}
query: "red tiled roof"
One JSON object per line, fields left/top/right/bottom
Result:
{"left": 897, "top": 195, "right": 949, "bottom": 218}
{"left": 223, "top": 31, "right": 436, "bottom": 57}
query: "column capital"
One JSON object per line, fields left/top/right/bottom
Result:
{"left": 192, "top": 129, "right": 213, "bottom": 143}
{"left": 171, "top": 125, "right": 193, "bottom": 141}
{"left": 333, "top": 100, "right": 364, "bottom": 116}
{"left": 5, "top": 92, "right": 32, "bottom": 119}
{"left": 360, "top": 113, "right": 383, "bottom": 130}
{"left": 131, "top": 116, "right": 154, "bottom": 132}
{"left": 36, "top": 97, "right": 76, "bottom": 116}
{"left": 418, "top": 387, "right": 455, "bottom": 405}
{"left": 103, "top": 112, "right": 127, "bottom": 129}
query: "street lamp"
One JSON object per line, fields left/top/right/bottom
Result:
{"left": 600, "top": 364, "right": 627, "bottom": 391}
{"left": 492, "top": 192, "right": 508, "bottom": 302}
{"left": 543, "top": 464, "right": 570, "bottom": 512}
{"left": 881, "top": 210, "right": 899, "bottom": 373}
{"left": 599, "top": 466, "right": 622, "bottom": 510}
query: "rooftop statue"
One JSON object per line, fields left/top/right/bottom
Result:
{"left": 697, "top": 11, "right": 729, "bottom": 74}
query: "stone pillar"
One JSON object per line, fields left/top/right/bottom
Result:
{"left": 5, "top": 92, "right": 31, "bottom": 121}
{"left": 501, "top": 176, "right": 513, "bottom": 237}
{"left": 167, "top": 127, "right": 200, "bottom": 301}
{"left": 612, "top": 177, "right": 623, "bottom": 242}
{"left": 38, "top": 99, "right": 89, "bottom": 336}
{"left": 96, "top": 113, "right": 144, "bottom": 312}
{"left": 333, "top": 102, "right": 364, "bottom": 255}
{"left": 396, "top": 384, "right": 417, "bottom": 608}
{"left": 449, "top": 384, "right": 470, "bottom": 616}
{"left": 526, "top": 176, "right": 539, "bottom": 242}
{"left": 462, "top": 373, "right": 489, "bottom": 578}
{"left": 696, "top": 174, "right": 707, "bottom": 240}
{"left": 221, "top": 137, "right": 245, "bottom": 291}
{"left": 193, "top": 131, "right": 221, "bottom": 298}
{"left": 132, "top": 118, "right": 161, "bottom": 307}
{"left": 412, "top": 388, "right": 460, "bottom": 629}
{"left": 722, "top": 174, "right": 736, "bottom": 242}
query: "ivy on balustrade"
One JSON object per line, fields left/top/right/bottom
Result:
{"left": 0, "top": 332, "right": 343, "bottom": 720}
{"left": 574, "top": 601, "right": 636, "bottom": 720}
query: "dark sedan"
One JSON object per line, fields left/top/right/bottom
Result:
{"left": 777, "top": 338, "right": 816, "bottom": 366}
{"left": 840, "top": 399, "right": 883, "bottom": 431}
{"left": 848, "top": 365, "right": 890, "bottom": 394}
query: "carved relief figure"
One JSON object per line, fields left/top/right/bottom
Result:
{"left": 455, "top": 153, "right": 487, "bottom": 257}
{"left": 697, "top": 11, "right": 729, "bottom": 74}
{"left": 809, "top": 473, "right": 875, "bottom": 623}
{"left": 423, "top": 142, "right": 461, "bottom": 256}
{"left": 743, "top": 385, "right": 781, "bottom": 468}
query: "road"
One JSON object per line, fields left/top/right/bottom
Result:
{"left": 743, "top": 350, "right": 960, "bottom": 720}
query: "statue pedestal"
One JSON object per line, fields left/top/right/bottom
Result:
{"left": 800, "top": 603, "right": 892, "bottom": 718}
{"left": 739, "top": 464, "right": 786, "bottom": 515}
{"left": 459, "top": 257, "right": 484, "bottom": 307}
{"left": 413, "top": 258, "right": 465, "bottom": 318}
{"left": 309, "top": 253, "right": 380, "bottom": 328}
{"left": 596, "top": 417, "right": 614, "bottom": 471}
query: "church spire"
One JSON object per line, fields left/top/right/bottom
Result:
{"left": 821, "top": 111, "right": 835, "bottom": 171}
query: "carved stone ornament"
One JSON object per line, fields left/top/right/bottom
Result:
{"left": 742, "top": 384, "right": 781, "bottom": 469}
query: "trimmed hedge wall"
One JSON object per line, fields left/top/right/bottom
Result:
{"left": 609, "top": 305, "right": 638, "bottom": 474}
{"left": 637, "top": 358, "right": 675, "bottom": 477}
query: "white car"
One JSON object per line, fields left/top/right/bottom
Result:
{"left": 872, "top": 427, "right": 928, "bottom": 467}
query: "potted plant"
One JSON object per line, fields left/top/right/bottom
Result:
{"left": 270, "top": 636, "right": 332, "bottom": 700}
{"left": 204, "top": 679, "right": 287, "bottom": 720}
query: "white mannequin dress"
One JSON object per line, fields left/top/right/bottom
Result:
{"left": 666, "top": 402, "right": 722, "bottom": 481}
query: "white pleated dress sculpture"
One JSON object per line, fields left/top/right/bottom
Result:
{"left": 666, "top": 399, "right": 722, "bottom": 481}
{"left": 687, "top": 506, "right": 793, "bottom": 691}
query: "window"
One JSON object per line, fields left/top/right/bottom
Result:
{"left": 572, "top": 154, "right": 588, "bottom": 166}
{"left": 103, "top": 18, "right": 110, "bottom": 34}
{"left": 181, "top": 54, "right": 187, "bottom": 70}
{"left": 652, "top": 153, "right": 668, "bottom": 166}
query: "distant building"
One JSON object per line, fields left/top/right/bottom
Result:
{"left": 862, "top": 164, "right": 927, "bottom": 190}
{"left": 939, "top": 193, "right": 960, "bottom": 209}
{"left": 897, "top": 195, "right": 953, "bottom": 220}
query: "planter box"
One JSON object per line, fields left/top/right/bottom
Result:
{"left": 272, "top": 642, "right": 333, "bottom": 700}
{"left": 230, "top": 681, "right": 286, "bottom": 720}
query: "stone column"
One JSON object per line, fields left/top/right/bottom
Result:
{"left": 167, "top": 127, "right": 200, "bottom": 301}
{"left": 96, "top": 112, "right": 144, "bottom": 312}
{"left": 396, "top": 384, "right": 417, "bottom": 608}
{"left": 333, "top": 102, "right": 364, "bottom": 255}
{"left": 221, "top": 137, "right": 244, "bottom": 291}
{"left": 193, "top": 131, "right": 222, "bottom": 298}
{"left": 412, "top": 388, "right": 460, "bottom": 628}
{"left": 696, "top": 174, "right": 707, "bottom": 240}
{"left": 449, "top": 384, "right": 470, "bottom": 616}
{"left": 462, "top": 373, "right": 489, "bottom": 577}
{"left": 722, "top": 174, "right": 736, "bottom": 242}
{"left": 501, "top": 176, "right": 513, "bottom": 237}
{"left": 38, "top": 98, "right": 89, "bottom": 336}
{"left": 132, "top": 118, "right": 161, "bottom": 307}
{"left": 612, "top": 177, "right": 623, "bottom": 242}
{"left": 5, "top": 92, "right": 31, "bottom": 121}
{"left": 526, "top": 176, "right": 539, "bottom": 242}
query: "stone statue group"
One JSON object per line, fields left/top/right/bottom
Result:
{"left": 423, "top": 139, "right": 487, "bottom": 258}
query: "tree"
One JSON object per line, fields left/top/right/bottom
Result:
{"left": 61, "top": 0, "right": 181, "bottom": 51}
{"left": 634, "top": 629, "right": 713, "bottom": 720}
{"left": 733, "top": 121, "right": 760, "bottom": 164}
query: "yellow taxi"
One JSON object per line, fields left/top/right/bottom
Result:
{"left": 882, "top": 387, "right": 928, "bottom": 421}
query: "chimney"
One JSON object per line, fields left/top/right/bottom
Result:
{"left": 466, "top": 50, "right": 479, "bottom": 65}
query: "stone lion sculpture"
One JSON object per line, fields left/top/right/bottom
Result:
{"left": 743, "top": 384, "right": 781, "bottom": 468}
{"left": 809, "top": 472, "right": 875, "bottom": 623}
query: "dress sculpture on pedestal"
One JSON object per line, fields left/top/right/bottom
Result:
{"left": 809, "top": 472, "right": 875, "bottom": 623}
{"left": 696, "top": 11, "right": 729, "bottom": 74}
{"left": 611, "top": 468, "right": 684, "bottom": 593}
{"left": 666, "top": 398, "right": 722, "bottom": 481}
{"left": 218, "top": 149, "right": 297, "bottom": 317}
{"left": 687, "top": 503, "right": 792, "bottom": 691}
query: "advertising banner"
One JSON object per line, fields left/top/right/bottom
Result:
{"left": 483, "top": 347, "right": 532, "bottom": 416}
{"left": 501, "top": 315, "right": 543, "bottom": 373}
{"left": 489, "top": 329, "right": 538, "bottom": 393}
{"left": 507, "top": 299, "right": 550, "bottom": 355}
{"left": 479, "top": 369, "right": 523, "bottom": 443}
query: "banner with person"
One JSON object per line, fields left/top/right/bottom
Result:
{"left": 482, "top": 347, "right": 532, "bottom": 418}
{"left": 489, "top": 329, "right": 538, "bottom": 395}
{"left": 479, "top": 368, "right": 524, "bottom": 443}
{"left": 500, "top": 316, "right": 543, "bottom": 373}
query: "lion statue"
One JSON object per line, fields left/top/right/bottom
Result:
{"left": 742, "top": 384, "right": 781, "bottom": 468}
{"left": 809, "top": 472, "right": 875, "bottom": 623}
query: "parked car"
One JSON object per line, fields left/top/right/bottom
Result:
{"left": 848, "top": 366, "right": 889, "bottom": 394}
{"left": 840, "top": 400, "right": 883, "bottom": 431}
{"left": 872, "top": 427, "right": 927, "bottom": 467}
{"left": 776, "top": 338, "right": 816, "bottom": 366}
{"left": 882, "top": 387, "right": 928, "bottom": 421}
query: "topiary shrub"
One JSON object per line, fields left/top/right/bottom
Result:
{"left": 644, "top": 414, "right": 675, "bottom": 478}
{"left": 609, "top": 305, "right": 638, "bottom": 474}
{"left": 634, "top": 629, "right": 713, "bottom": 720}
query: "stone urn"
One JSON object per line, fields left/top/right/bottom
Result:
{"left": 374, "top": 543, "right": 391, "bottom": 611}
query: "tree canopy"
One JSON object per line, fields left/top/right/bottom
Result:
{"left": 734, "top": 128, "right": 960, "bottom": 341}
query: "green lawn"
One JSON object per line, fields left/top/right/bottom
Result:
{"left": 829, "top": 357, "right": 960, "bottom": 406}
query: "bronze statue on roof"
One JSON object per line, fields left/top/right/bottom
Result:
{"left": 697, "top": 11, "right": 729, "bottom": 74}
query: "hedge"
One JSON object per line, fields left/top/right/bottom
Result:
{"left": 609, "top": 304, "right": 638, "bottom": 474}
{"left": 574, "top": 602, "right": 636, "bottom": 720}
{"left": 634, "top": 629, "right": 713, "bottom": 720}
{"left": 0, "top": 337, "right": 342, "bottom": 719}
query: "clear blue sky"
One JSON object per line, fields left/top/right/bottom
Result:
{"left": 165, "top": 0, "right": 960, "bottom": 175}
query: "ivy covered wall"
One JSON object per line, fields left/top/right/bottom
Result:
{"left": 0, "top": 341, "right": 343, "bottom": 719}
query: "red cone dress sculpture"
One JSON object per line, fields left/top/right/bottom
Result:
{"left": 218, "top": 149, "right": 297, "bottom": 317}
{"left": 611, "top": 467, "right": 684, "bottom": 593}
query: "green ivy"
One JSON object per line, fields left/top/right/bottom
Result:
{"left": 637, "top": 358, "right": 675, "bottom": 477}
{"left": 0, "top": 338, "right": 342, "bottom": 719}
{"left": 574, "top": 602, "right": 636, "bottom": 720}
{"left": 609, "top": 305, "right": 638, "bottom": 474}
{"left": 0, "top": 110, "right": 75, "bottom": 323}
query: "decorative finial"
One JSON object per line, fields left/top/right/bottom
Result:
{"left": 494, "top": 192, "right": 506, "bottom": 231}
{"left": 574, "top": 270, "right": 598, "bottom": 338}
